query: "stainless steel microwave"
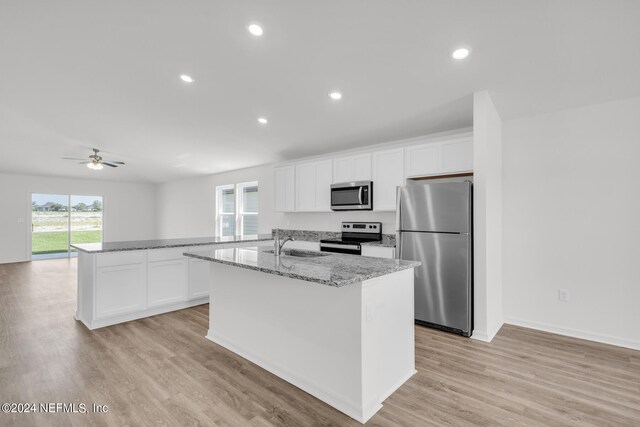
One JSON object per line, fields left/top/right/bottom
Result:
{"left": 330, "top": 181, "right": 373, "bottom": 211}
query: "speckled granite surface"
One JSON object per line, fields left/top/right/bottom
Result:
{"left": 183, "top": 246, "right": 419, "bottom": 287}
{"left": 71, "top": 234, "right": 274, "bottom": 253}
{"left": 272, "top": 229, "right": 396, "bottom": 247}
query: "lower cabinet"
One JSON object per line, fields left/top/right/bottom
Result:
{"left": 96, "top": 259, "right": 147, "bottom": 320}
{"left": 361, "top": 246, "right": 396, "bottom": 259}
{"left": 148, "top": 258, "right": 188, "bottom": 308}
{"left": 188, "top": 257, "right": 211, "bottom": 299}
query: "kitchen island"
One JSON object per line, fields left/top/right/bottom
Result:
{"left": 183, "top": 246, "right": 420, "bottom": 423}
{"left": 72, "top": 235, "right": 273, "bottom": 330}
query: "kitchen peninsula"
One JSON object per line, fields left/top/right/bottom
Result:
{"left": 183, "top": 245, "right": 420, "bottom": 423}
{"left": 71, "top": 235, "right": 273, "bottom": 330}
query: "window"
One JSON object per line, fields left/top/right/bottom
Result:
{"left": 216, "top": 181, "right": 259, "bottom": 237}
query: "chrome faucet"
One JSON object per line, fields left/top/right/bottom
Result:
{"left": 274, "top": 229, "right": 295, "bottom": 257}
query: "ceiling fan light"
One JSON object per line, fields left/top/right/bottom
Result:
{"left": 87, "top": 162, "right": 103, "bottom": 170}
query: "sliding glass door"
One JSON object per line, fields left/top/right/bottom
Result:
{"left": 31, "top": 194, "right": 103, "bottom": 260}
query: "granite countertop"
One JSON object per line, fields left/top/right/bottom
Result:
{"left": 71, "top": 234, "right": 274, "bottom": 253}
{"left": 183, "top": 246, "right": 419, "bottom": 287}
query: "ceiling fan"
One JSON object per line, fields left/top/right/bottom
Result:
{"left": 62, "top": 148, "right": 125, "bottom": 170}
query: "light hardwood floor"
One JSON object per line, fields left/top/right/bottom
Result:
{"left": 0, "top": 259, "right": 639, "bottom": 426}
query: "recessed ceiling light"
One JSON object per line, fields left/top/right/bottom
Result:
{"left": 452, "top": 48, "right": 470, "bottom": 60}
{"left": 180, "top": 74, "right": 194, "bottom": 83}
{"left": 247, "top": 24, "right": 264, "bottom": 36}
{"left": 329, "top": 91, "right": 343, "bottom": 100}
{"left": 257, "top": 117, "right": 268, "bottom": 124}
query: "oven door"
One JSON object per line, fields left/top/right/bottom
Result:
{"left": 330, "top": 181, "right": 372, "bottom": 211}
{"left": 319, "top": 242, "right": 362, "bottom": 255}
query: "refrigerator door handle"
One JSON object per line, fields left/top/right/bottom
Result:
{"left": 396, "top": 232, "right": 402, "bottom": 259}
{"left": 395, "top": 186, "right": 402, "bottom": 232}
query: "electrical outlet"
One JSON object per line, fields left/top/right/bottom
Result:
{"left": 558, "top": 289, "right": 569, "bottom": 303}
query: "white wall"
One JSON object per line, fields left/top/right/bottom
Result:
{"left": 0, "top": 172, "right": 157, "bottom": 264}
{"left": 502, "top": 96, "right": 640, "bottom": 350}
{"left": 156, "top": 164, "right": 396, "bottom": 239}
{"left": 472, "top": 91, "right": 503, "bottom": 342}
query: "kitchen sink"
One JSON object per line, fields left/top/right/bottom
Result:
{"left": 263, "top": 249, "right": 329, "bottom": 258}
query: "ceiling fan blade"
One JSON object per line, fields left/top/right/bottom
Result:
{"left": 62, "top": 157, "right": 87, "bottom": 161}
{"left": 105, "top": 161, "right": 125, "bottom": 165}
{"left": 102, "top": 162, "right": 118, "bottom": 167}
{"left": 78, "top": 161, "right": 90, "bottom": 164}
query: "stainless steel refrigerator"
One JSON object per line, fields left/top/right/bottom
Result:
{"left": 396, "top": 181, "right": 473, "bottom": 337}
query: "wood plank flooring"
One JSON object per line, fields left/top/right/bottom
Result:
{"left": 0, "top": 259, "right": 639, "bottom": 426}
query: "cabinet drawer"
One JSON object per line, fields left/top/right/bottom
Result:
{"left": 148, "top": 247, "right": 189, "bottom": 262}
{"left": 96, "top": 250, "right": 147, "bottom": 267}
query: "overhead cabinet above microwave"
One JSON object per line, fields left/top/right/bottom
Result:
{"left": 273, "top": 132, "right": 472, "bottom": 213}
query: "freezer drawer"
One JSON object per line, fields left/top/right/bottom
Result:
{"left": 399, "top": 231, "right": 471, "bottom": 334}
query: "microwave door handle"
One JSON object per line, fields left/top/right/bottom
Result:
{"left": 358, "top": 186, "right": 363, "bottom": 204}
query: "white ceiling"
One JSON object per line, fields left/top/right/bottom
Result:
{"left": 1, "top": 0, "right": 639, "bottom": 183}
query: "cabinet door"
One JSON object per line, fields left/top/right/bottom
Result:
{"left": 440, "top": 137, "right": 473, "bottom": 173}
{"left": 274, "top": 166, "right": 295, "bottom": 212}
{"left": 372, "top": 148, "right": 404, "bottom": 211}
{"left": 148, "top": 259, "right": 188, "bottom": 308}
{"left": 333, "top": 153, "right": 372, "bottom": 183}
{"left": 405, "top": 142, "right": 439, "bottom": 177}
{"left": 96, "top": 262, "right": 147, "bottom": 319}
{"left": 295, "top": 160, "right": 332, "bottom": 212}
{"left": 188, "top": 257, "right": 210, "bottom": 299}
{"left": 315, "top": 160, "right": 333, "bottom": 211}
{"left": 295, "top": 163, "right": 316, "bottom": 212}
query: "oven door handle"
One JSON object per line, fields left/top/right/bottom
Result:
{"left": 358, "top": 186, "right": 363, "bottom": 204}
{"left": 320, "top": 243, "right": 361, "bottom": 251}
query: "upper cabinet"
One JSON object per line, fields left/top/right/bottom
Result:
{"left": 274, "top": 166, "right": 295, "bottom": 212}
{"left": 405, "top": 136, "right": 473, "bottom": 178}
{"left": 372, "top": 148, "right": 404, "bottom": 211}
{"left": 273, "top": 132, "right": 473, "bottom": 213}
{"left": 440, "top": 137, "right": 473, "bottom": 173}
{"left": 295, "top": 160, "right": 332, "bottom": 212}
{"left": 333, "top": 153, "right": 372, "bottom": 183}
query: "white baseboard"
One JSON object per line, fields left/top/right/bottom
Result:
{"left": 78, "top": 297, "right": 209, "bottom": 330}
{"left": 504, "top": 317, "right": 640, "bottom": 351}
{"left": 471, "top": 321, "right": 504, "bottom": 343}
{"left": 471, "top": 331, "right": 490, "bottom": 342}
{"left": 207, "top": 331, "right": 382, "bottom": 424}
{"left": 378, "top": 369, "right": 417, "bottom": 402}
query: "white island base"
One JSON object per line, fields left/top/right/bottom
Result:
{"left": 206, "top": 263, "right": 416, "bottom": 423}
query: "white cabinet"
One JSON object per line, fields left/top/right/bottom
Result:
{"left": 333, "top": 153, "right": 372, "bottom": 183}
{"left": 295, "top": 160, "right": 332, "bottom": 212}
{"left": 188, "top": 258, "right": 211, "bottom": 299}
{"left": 362, "top": 246, "right": 396, "bottom": 259}
{"left": 274, "top": 166, "right": 295, "bottom": 212}
{"left": 405, "top": 136, "right": 473, "bottom": 178}
{"left": 372, "top": 148, "right": 404, "bottom": 211}
{"left": 148, "top": 248, "right": 188, "bottom": 308}
{"left": 273, "top": 132, "right": 473, "bottom": 213}
{"left": 405, "top": 142, "right": 439, "bottom": 177}
{"left": 95, "top": 251, "right": 147, "bottom": 319}
{"left": 440, "top": 137, "right": 473, "bottom": 173}
{"left": 187, "top": 244, "right": 218, "bottom": 300}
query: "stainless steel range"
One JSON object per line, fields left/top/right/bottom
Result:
{"left": 319, "top": 222, "right": 382, "bottom": 255}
